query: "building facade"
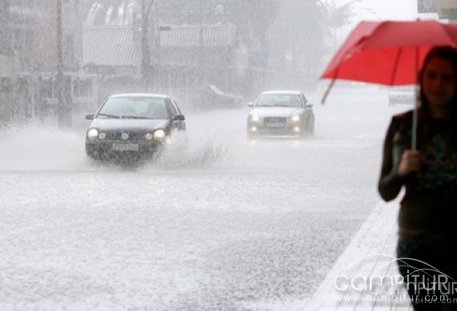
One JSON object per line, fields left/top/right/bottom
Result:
{"left": 0, "top": 0, "right": 39, "bottom": 125}
{"left": 1, "top": 0, "right": 275, "bottom": 125}
{"left": 0, "top": 0, "right": 98, "bottom": 126}
{"left": 418, "top": 0, "right": 457, "bottom": 21}
{"left": 435, "top": 0, "right": 457, "bottom": 20}
{"left": 81, "top": 0, "right": 267, "bottom": 110}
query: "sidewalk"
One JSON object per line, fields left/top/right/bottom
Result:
{"left": 307, "top": 200, "right": 412, "bottom": 310}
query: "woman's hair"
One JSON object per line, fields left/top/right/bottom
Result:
{"left": 418, "top": 45, "right": 457, "bottom": 117}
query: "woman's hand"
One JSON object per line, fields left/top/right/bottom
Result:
{"left": 397, "top": 150, "right": 421, "bottom": 176}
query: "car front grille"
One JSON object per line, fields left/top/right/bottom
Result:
{"left": 103, "top": 131, "right": 146, "bottom": 140}
{"left": 264, "top": 117, "right": 287, "bottom": 123}
{"left": 263, "top": 117, "right": 287, "bottom": 128}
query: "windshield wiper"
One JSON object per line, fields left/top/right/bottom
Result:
{"left": 121, "top": 115, "right": 150, "bottom": 119}
{"left": 276, "top": 104, "right": 293, "bottom": 107}
{"left": 97, "top": 113, "right": 120, "bottom": 119}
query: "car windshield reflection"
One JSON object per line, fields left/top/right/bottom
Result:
{"left": 256, "top": 94, "right": 303, "bottom": 108}
{"left": 97, "top": 97, "right": 169, "bottom": 119}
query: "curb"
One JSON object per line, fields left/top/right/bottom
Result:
{"left": 306, "top": 200, "right": 411, "bottom": 310}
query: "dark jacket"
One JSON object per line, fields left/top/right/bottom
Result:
{"left": 378, "top": 109, "right": 457, "bottom": 246}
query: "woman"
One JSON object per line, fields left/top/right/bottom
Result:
{"left": 379, "top": 45, "right": 457, "bottom": 310}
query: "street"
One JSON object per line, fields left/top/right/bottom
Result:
{"left": 0, "top": 88, "right": 409, "bottom": 310}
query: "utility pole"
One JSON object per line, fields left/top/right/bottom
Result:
{"left": 56, "top": 0, "right": 70, "bottom": 128}
{"left": 0, "top": 1, "right": 10, "bottom": 54}
{"left": 141, "top": 0, "right": 154, "bottom": 92}
{"left": 0, "top": 0, "right": 12, "bottom": 124}
{"left": 199, "top": 0, "right": 204, "bottom": 80}
{"left": 198, "top": 0, "right": 205, "bottom": 109}
{"left": 156, "top": 25, "right": 171, "bottom": 91}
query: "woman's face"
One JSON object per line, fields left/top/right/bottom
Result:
{"left": 422, "top": 57, "right": 456, "bottom": 108}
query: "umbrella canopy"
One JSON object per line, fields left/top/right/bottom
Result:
{"left": 322, "top": 20, "right": 457, "bottom": 86}
{"left": 320, "top": 20, "right": 457, "bottom": 149}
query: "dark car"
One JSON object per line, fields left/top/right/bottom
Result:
{"left": 85, "top": 93, "right": 186, "bottom": 162}
{"left": 204, "top": 84, "right": 243, "bottom": 109}
{"left": 247, "top": 90, "right": 314, "bottom": 139}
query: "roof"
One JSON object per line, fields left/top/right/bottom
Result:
{"left": 82, "top": 24, "right": 237, "bottom": 67}
{"left": 82, "top": 26, "right": 139, "bottom": 66}
{"left": 109, "top": 93, "right": 171, "bottom": 99}
{"left": 160, "top": 24, "right": 236, "bottom": 47}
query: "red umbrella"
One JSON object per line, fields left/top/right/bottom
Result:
{"left": 321, "top": 19, "right": 457, "bottom": 148}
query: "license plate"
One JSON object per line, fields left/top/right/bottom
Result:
{"left": 112, "top": 143, "right": 139, "bottom": 151}
{"left": 266, "top": 122, "right": 285, "bottom": 128}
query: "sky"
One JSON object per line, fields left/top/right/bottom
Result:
{"left": 329, "top": 0, "right": 419, "bottom": 48}
{"left": 335, "top": 0, "right": 441, "bottom": 44}
{"left": 358, "top": 0, "right": 417, "bottom": 20}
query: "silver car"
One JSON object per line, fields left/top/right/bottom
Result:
{"left": 247, "top": 90, "right": 314, "bottom": 139}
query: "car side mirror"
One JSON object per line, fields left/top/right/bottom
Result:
{"left": 173, "top": 114, "right": 185, "bottom": 121}
{"left": 305, "top": 103, "right": 313, "bottom": 108}
{"left": 247, "top": 102, "right": 254, "bottom": 108}
{"left": 85, "top": 114, "right": 94, "bottom": 120}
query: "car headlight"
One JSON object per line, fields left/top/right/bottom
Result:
{"left": 154, "top": 129, "right": 166, "bottom": 139}
{"left": 291, "top": 115, "right": 300, "bottom": 122}
{"left": 250, "top": 114, "right": 261, "bottom": 122}
{"left": 87, "top": 128, "right": 99, "bottom": 140}
{"left": 99, "top": 132, "right": 106, "bottom": 140}
{"left": 145, "top": 132, "right": 154, "bottom": 140}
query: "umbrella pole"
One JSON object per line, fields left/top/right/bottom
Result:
{"left": 412, "top": 91, "right": 418, "bottom": 150}
{"left": 412, "top": 47, "right": 419, "bottom": 150}
{"left": 321, "top": 78, "right": 336, "bottom": 104}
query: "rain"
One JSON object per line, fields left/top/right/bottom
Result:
{"left": 0, "top": 0, "right": 422, "bottom": 310}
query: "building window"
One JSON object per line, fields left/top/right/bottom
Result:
{"left": 64, "top": 34, "right": 75, "bottom": 66}
{"left": 40, "top": 78, "right": 55, "bottom": 99}
{"left": 73, "top": 77, "right": 93, "bottom": 98}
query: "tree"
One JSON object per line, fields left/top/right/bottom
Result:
{"left": 264, "top": 0, "right": 327, "bottom": 89}
{"left": 154, "top": 0, "right": 280, "bottom": 97}
{"left": 262, "top": 0, "right": 358, "bottom": 90}
{"left": 0, "top": 1, "right": 10, "bottom": 54}
{"left": 227, "top": 0, "right": 280, "bottom": 43}
{"left": 156, "top": 0, "right": 280, "bottom": 59}
{"left": 323, "top": 0, "right": 359, "bottom": 46}
{"left": 56, "top": 0, "right": 70, "bottom": 128}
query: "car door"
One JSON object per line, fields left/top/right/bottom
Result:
{"left": 301, "top": 94, "right": 313, "bottom": 119}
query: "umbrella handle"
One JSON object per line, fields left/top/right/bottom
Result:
{"left": 321, "top": 79, "right": 336, "bottom": 104}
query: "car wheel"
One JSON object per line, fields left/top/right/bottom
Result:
{"left": 308, "top": 124, "right": 314, "bottom": 136}
{"left": 86, "top": 150, "right": 100, "bottom": 161}
{"left": 167, "top": 130, "right": 188, "bottom": 153}
{"left": 247, "top": 132, "right": 257, "bottom": 140}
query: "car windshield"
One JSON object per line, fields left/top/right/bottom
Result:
{"left": 97, "top": 97, "right": 169, "bottom": 119}
{"left": 256, "top": 94, "right": 303, "bottom": 108}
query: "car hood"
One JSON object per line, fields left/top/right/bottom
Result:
{"left": 250, "top": 107, "right": 304, "bottom": 117}
{"left": 89, "top": 118, "right": 169, "bottom": 131}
